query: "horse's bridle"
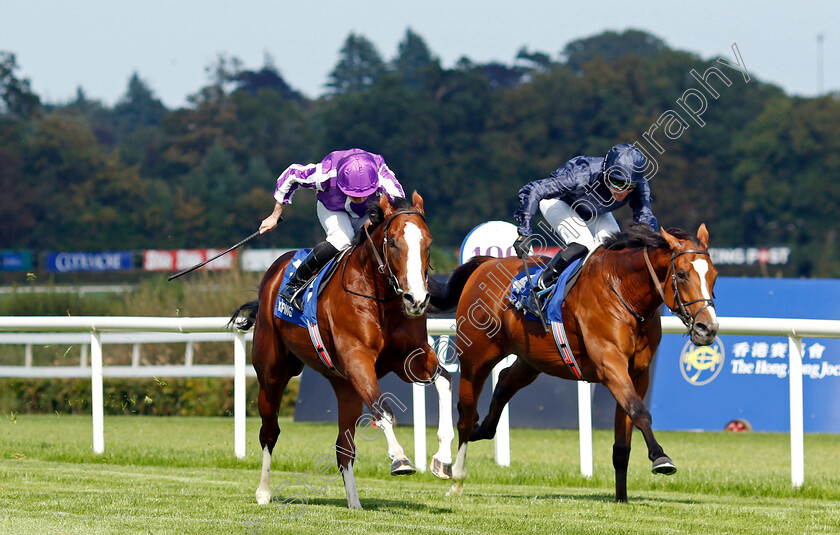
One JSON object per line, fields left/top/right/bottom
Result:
{"left": 342, "top": 209, "right": 427, "bottom": 301}
{"left": 643, "top": 248, "right": 715, "bottom": 334}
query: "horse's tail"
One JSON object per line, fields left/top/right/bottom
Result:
{"left": 228, "top": 300, "right": 260, "bottom": 331}
{"left": 429, "top": 256, "right": 495, "bottom": 312}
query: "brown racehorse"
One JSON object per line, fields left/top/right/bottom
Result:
{"left": 431, "top": 223, "right": 719, "bottom": 502}
{"left": 230, "top": 193, "right": 455, "bottom": 509}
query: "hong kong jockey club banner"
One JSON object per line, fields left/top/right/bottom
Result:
{"left": 45, "top": 251, "right": 133, "bottom": 272}
{"left": 649, "top": 277, "right": 840, "bottom": 432}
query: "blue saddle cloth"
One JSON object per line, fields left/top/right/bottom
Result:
{"left": 274, "top": 249, "right": 341, "bottom": 372}
{"left": 273, "top": 249, "right": 336, "bottom": 327}
{"left": 508, "top": 257, "right": 585, "bottom": 380}
{"left": 509, "top": 258, "right": 583, "bottom": 322}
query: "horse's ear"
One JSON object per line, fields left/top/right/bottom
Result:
{"left": 380, "top": 193, "right": 394, "bottom": 218}
{"left": 697, "top": 223, "right": 709, "bottom": 249}
{"left": 660, "top": 227, "right": 682, "bottom": 251}
{"left": 411, "top": 191, "right": 425, "bottom": 215}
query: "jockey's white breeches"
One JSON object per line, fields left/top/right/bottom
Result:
{"left": 539, "top": 198, "right": 620, "bottom": 251}
{"left": 317, "top": 202, "right": 368, "bottom": 251}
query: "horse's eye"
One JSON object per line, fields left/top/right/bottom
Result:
{"left": 388, "top": 238, "right": 396, "bottom": 248}
{"left": 677, "top": 271, "right": 688, "bottom": 281}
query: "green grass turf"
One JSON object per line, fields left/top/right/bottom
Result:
{"left": 0, "top": 415, "right": 838, "bottom": 534}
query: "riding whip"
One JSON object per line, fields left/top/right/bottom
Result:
{"left": 167, "top": 216, "right": 282, "bottom": 281}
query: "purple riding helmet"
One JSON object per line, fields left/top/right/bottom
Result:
{"left": 336, "top": 152, "right": 380, "bottom": 197}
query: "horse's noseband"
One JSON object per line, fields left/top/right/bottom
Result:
{"left": 347, "top": 209, "right": 427, "bottom": 301}
{"left": 644, "top": 248, "right": 715, "bottom": 334}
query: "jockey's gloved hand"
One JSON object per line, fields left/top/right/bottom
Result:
{"left": 513, "top": 236, "right": 530, "bottom": 259}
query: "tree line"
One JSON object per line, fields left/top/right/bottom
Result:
{"left": 1, "top": 29, "right": 838, "bottom": 277}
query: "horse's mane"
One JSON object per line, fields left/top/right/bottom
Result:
{"left": 350, "top": 196, "right": 414, "bottom": 246}
{"left": 601, "top": 222, "right": 700, "bottom": 251}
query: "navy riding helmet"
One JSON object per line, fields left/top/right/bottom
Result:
{"left": 603, "top": 143, "right": 647, "bottom": 191}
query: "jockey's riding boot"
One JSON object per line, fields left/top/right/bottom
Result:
{"left": 536, "top": 242, "right": 589, "bottom": 292}
{"left": 278, "top": 241, "right": 340, "bottom": 311}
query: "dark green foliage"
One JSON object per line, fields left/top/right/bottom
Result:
{"left": 0, "top": 376, "right": 298, "bottom": 417}
{"left": 0, "top": 51, "right": 40, "bottom": 118}
{"left": 327, "top": 33, "right": 386, "bottom": 95}
{"left": 563, "top": 29, "right": 667, "bottom": 73}
{"left": 1, "top": 28, "right": 839, "bottom": 276}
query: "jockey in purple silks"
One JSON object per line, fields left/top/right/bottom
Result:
{"left": 259, "top": 149, "right": 405, "bottom": 310}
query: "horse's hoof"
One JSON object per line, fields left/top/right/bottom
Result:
{"left": 390, "top": 458, "right": 416, "bottom": 476}
{"left": 652, "top": 456, "right": 677, "bottom": 475}
{"left": 430, "top": 457, "right": 453, "bottom": 480}
{"left": 446, "top": 482, "right": 463, "bottom": 496}
{"left": 255, "top": 490, "right": 271, "bottom": 505}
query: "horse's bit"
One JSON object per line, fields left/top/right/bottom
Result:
{"left": 342, "top": 209, "right": 427, "bottom": 301}
{"left": 643, "top": 248, "right": 715, "bottom": 334}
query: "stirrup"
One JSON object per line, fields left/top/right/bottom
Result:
{"left": 522, "top": 293, "right": 540, "bottom": 313}
{"left": 278, "top": 284, "right": 304, "bottom": 311}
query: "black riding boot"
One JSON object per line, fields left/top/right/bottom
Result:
{"left": 536, "top": 242, "right": 589, "bottom": 291}
{"left": 278, "top": 241, "right": 340, "bottom": 311}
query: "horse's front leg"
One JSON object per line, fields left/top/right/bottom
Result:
{"left": 430, "top": 368, "right": 455, "bottom": 479}
{"left": 346, "top": 350, "right": 417, "bottom": 476}
{"left": 400, "top": 344, "right": 455, "bottom": 479}
{"left": 603, "top": 363, "right": 675, "bottom": 502}
{"left": 329, "top": 380, "right": 365, "bottom": 509}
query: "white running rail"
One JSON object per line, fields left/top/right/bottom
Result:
{"left": 2, "top": 315, "right": 840, "bottom": 488}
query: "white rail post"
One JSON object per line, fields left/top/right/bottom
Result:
{"left": 234, "top": 332, "right": 247, "bottom": 459}
{"left": 413, "top": 381, "right": 427, "bottom": 472}
{"left": 577, "top": 381, "right": 594, "bottom": 477}
{"left": 492, "top": 355, "right": 515, "bottom": 466}
{"left": 788, "top": 336, "right": 804, "bottom": 488}
{"left": 90, "top": 330, "right": 104, "bottom": 454}
{"left": 24, "top": 344, "right": 33, "bottom": 367}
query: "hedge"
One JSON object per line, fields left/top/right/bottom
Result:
{"left": 0, "top": 376, "right": 298, "bottom": 417}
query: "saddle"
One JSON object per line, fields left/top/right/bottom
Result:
{"left": 273, "top": 248, "right": 350, "bottom": 373}
{"left": 509, "top": 258, "right": 584, "bottom": 320}
{"left": 509, "top": 257, "right": 587, "bottom": 380}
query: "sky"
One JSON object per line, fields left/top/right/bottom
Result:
{"left": 1, "top": 0, "right": 838, "bottom": 109}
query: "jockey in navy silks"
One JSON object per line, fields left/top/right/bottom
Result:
{"left": 260, "top": 149, "right": 405, "bottom": 309}
{"left": 512, "top": 143, "right": 659, "bottom": 293}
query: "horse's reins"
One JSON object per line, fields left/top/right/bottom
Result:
{"left": 642, "top": 248, "right": 715, "bottom": 334}
{"left": 341, "top": 209, "right": 427, "bottom": 301}
{"left": 604, "top": 247, "right": 715, "bottom": 334}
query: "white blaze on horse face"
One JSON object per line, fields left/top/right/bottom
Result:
{"left": 690, "top": 258, "right": 717, "bottom": 322}
{"left": 403, "top": 223, "right": 428, "bottom": 302}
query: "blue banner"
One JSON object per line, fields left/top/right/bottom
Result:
{"left": 650, "top": 278, "right": 840, "bottom": 432}
{"left": 0, "top": 251, "right": 32, "bottom": 271}
{"left": 45, "top": 251, "right": 134, "bottom": 273}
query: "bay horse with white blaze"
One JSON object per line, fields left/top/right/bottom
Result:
{"left": 230, "top": 193, "right": 454, "bottom": 509}
{"left": 432, "top": 223, "right": 718, "bottom": 502}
